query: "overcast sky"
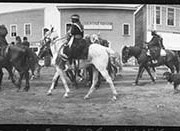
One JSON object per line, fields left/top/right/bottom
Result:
{"left": 0, "top": 3, "right": 140, "bottom": 13}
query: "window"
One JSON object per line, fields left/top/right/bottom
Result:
{"left": 24, "top": 23, "right": 31, "bottom": 36}
{"left": 123, "top": 24, "right": 130, "bottom": 35}
{"left": 167, "top": 8, "right": 175, "bottom": 26}
{"left": 10, "top": 25, "right": 17, "bottom": 37}
{"left": 156, "top": 6, "right": 161, "bottom": 24}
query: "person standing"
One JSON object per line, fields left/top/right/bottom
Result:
{"left": 15, "top": 36, "right": 22, "bottom": 47}
{"left": 22, "top": 36, "right": 30, "bottom": 48}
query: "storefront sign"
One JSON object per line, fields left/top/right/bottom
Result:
{"left": 84, "top": 22, "right": 113, "bottom": 30}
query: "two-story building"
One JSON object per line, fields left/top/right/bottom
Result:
{"left": 0, "top": 4, "right": 60, "bottom": 49}
{"left": 135, "top": 4, "right": 180, "bottom": 50}
{"left": 0, "top": 4, "right": 137, "bottom": 61}
{"left": 57, "top": 4, "right": 137, "bottom": 53}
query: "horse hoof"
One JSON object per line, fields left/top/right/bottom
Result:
{"left": 47, "top": 92, "right": 52, "bottom": 96}
{"left": 63, "top": 94, "right": 69, "bottom": 98}
{"left": 151, "top": 81, "right": 156, "bottom": 84}
{"left": 111, "top": 96, "right": 117, "bottom": 101}
{"left": 84, "top": 95, "right": 90, "bottom": 100}
{"left": 132, "top": 83, "right": 138, "bottom": 86}
{"left": 23, "top": 88, "right": 29, "bottom": 92}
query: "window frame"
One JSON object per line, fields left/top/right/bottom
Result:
{"left": 155, "top": 6, "right": 162, "bottom": 25}
{"left": 122, "top": 23, "right": 130, "bottom": 36}
{"left": 10, "top": 24, "right": 17, "bottom": 38}
{"left": 166, "top": 7, "right": 176, "bottom": 26}
{"left": 24, "top": 23, "right": 32, "bottom": 36}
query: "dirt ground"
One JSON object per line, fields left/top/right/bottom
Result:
{"left": 0, "top": 66, "right": 180, "bottom": 126}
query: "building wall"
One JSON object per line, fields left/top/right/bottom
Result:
{"left": 147, "top": 5, "right": 180, "bottom": 33}
{"left": 0, "top": 8, "right": 45, "bottom": 44}
{"left": 146, "top": 4, "right": 180, "bottom": 50}
{"left": 59, "top": 8, "right": 135, "bottom": 53}
{"left": 135, "top": 5, "right": 147, "bottom": 47}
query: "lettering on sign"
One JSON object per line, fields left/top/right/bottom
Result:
{"left": 84, "top": 21, "right": 113, "bottom": 30}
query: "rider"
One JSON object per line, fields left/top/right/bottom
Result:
{"left": 147, "top": 30, "right": 165, "bottom": 58}
{"left": 151, "top": 30, "right": 165, "bottom": 49}
{"left": 0, "top": 25, "right": 8, "bottom": 47}
{"left": 62, "top": 14, "right": 84, "bottom": 61}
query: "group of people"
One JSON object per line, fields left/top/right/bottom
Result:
{"left": 11, "top": 36, "right": 30, "bottom": 48}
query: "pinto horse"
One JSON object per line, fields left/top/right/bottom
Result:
{"left": 38, "top": 39, "right": 77, "bottom": 88}
{"left": 40, "top": 28, "right": 118, "bottom": 100}
{"left": 122, "top": 45, "right": 179, "bottom": 85}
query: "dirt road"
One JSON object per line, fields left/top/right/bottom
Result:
{"left": 0, "top": 66, "right": 179, "bottom": 126}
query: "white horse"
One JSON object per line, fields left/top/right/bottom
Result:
{"left": 43, "top": 29, "right": 118, "bottom": 100}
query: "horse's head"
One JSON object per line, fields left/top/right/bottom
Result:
{"left": 90, "top": 34, "right": 100, "bottom": 44}
{"left": 122, "top": 46, "right": 131, "bottom": 63}
{"left": 100, "top": 39, "right": 109, "bottom": 47}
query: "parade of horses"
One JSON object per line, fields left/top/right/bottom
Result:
{"left": 1, "top": 4, "right": 180, "bottom": 129}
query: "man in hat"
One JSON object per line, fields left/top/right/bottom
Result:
{"left": 151, "top": 30, "right": 165, "bottom": 49}
{"left": 146, "top": 30, "right": 166, "bottom": 59}
{"left": 62, "top": 14, "right": 84, "bottom": 61}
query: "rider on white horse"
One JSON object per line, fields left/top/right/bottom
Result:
{"left": 61, "top": 14, "right": 84, "bottom": 61}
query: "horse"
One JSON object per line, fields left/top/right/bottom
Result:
{"left": 122, "top": 45, "right": 179, "bottom": 85}
{"left": 146, "top": 35, "right": 179, "bottom": 73}
{"left": 85, "top": 34, "right": 119, "bottom": 87}
{"left": 38, "top": 39, "right": 77, "bottom": 88}
{"left": 40, "top": 28, "right": 118, "bottom": 100}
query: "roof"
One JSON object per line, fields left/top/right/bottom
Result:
{"left": 57, "top": 4, "right": 138, "bottom": 10}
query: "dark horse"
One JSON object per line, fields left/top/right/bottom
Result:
{"left": 0, "top": 25, "right": 37, "bottom": 91}
{"left": 122, "top": 44, "right": 179, "bottom": 85}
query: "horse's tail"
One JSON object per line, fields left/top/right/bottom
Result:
{"left": 105, "top": 47, "right": 115, "bottom": 57}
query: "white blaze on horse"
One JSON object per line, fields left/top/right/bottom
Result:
{"left": 42, "top": 28, "right": 118, "bottom": 100}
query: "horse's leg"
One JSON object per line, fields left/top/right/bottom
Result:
{"left": 47, "top": 66, "right": 70, "bottom": 98}
{"left": 139, "top": 67, "right": 145, "bottom": 78}
{"left": 24, "top": 71, "right": 30, "bottom": 91}
{"left": 54, "top": 75, "right": 60, "bottom": 89}
{"left": 144, "top": 66, "right": 155, "bottom": 83}
{"left": 98, "top": 68, "right": 118, "bottom": 100}
{"left": 151, "top": 67, "right": 157, "bottom": 80}
{"left": 0, "top": 68, "right": 3, "bottom": 90}
{"left": 95, "top": 72, "right": 101, "bottom": 88}
{"left": 5, "top": 65, "right": 16, "bottom": 86}
{"left": 35, "top": 64, "right": 42, "bottom": 78}
{"left": 166, "top": 63, "right": 175, "bottom": 73}
{"left": 16, "top": 71, "right": 24, "bottom": 92}
{"left": 84, "top": 67, "right": 99, "bottom": 99}
{"left": 65, "top": 69, "right": 77, "bottom": 88}
{"left": 174, "top": 60, "right": 180, "bottom": 73}
{"left": 134, "top": 65, "right": 144, "bottom": 85}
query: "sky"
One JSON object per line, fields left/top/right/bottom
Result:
{"left": 0, "top": 3, "right": 140, "bottom": 13}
